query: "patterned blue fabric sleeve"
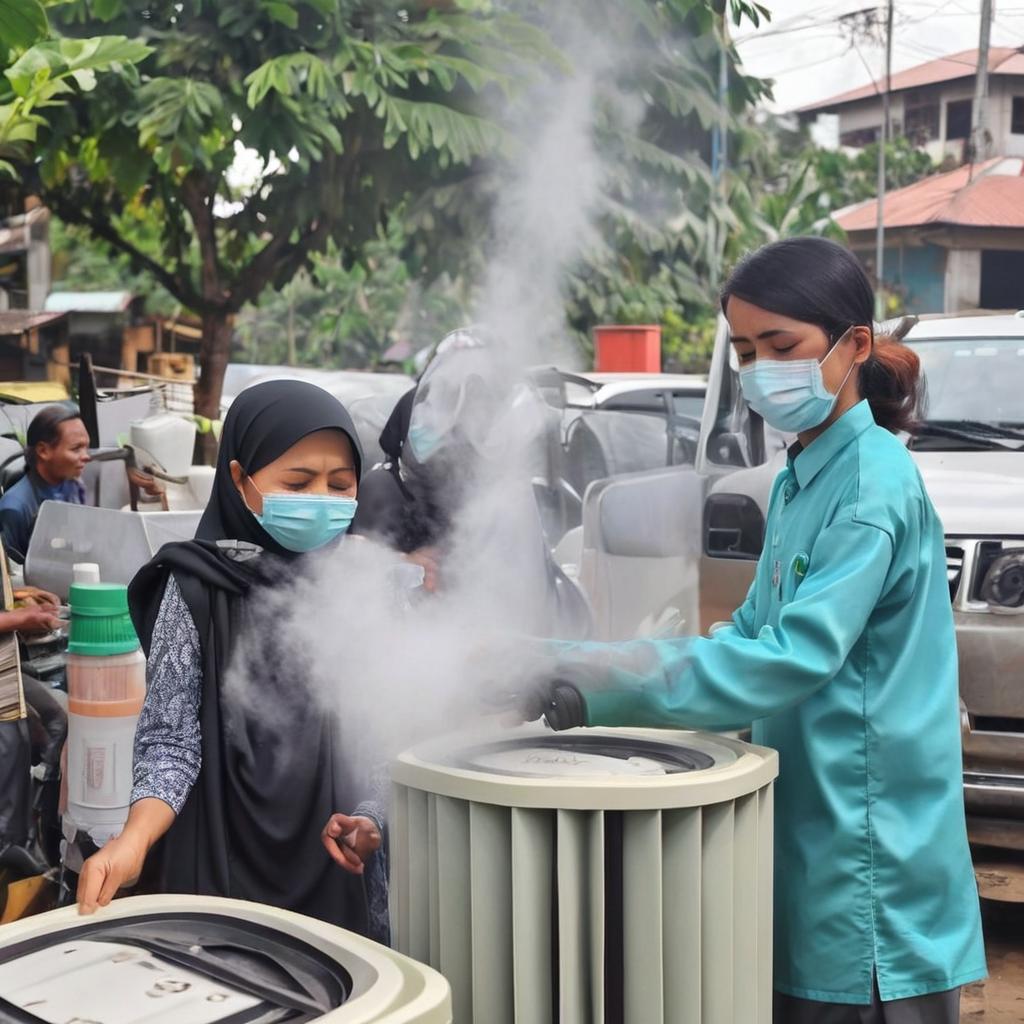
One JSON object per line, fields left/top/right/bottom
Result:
{"left": 355, "top": 763, "right": 390, "bottom": 945}
{"left": 130, "top": 575, "right": 203, "bottom": 814}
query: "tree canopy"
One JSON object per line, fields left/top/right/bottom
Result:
{"left": 7, "top": 0, "right": 781, "bottom": 411}
{"left": 0, "top": 0, "right": 149, "bottom": 181}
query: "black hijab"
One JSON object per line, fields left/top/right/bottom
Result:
{"left": 378, "top": 385, "right": 416, "bottom": 464}
{"left": 350, "top": 384, "right": 459, "bottom": 553}
{"left": 129, "top": 380, "right": 370, "bottom": 933}
{"left": 198, "top": 378, "right": 363, "bottom": 557}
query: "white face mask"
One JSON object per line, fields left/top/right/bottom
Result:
{"left": 739, "top": 329, "right": 857, "bottom": 433}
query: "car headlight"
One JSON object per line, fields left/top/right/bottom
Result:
{"left": 980, "top": 547, "right": 1024, "bottom": 611}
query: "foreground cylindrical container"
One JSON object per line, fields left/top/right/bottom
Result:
{"left": 0, "top": 894, "right": 452, "bottom": 1023}
{"left": 65, "top": 582, "right": 146, "bottom": 845}
{"left": 391, "top": 726, "right": 778, "bottom": 1024}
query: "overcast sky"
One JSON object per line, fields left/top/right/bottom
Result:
{"left": 735, "top": 0, "right": 1024, "bottom": 116}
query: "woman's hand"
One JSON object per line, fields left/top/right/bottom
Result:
{"left": 76, "top": 799, "right": 175, "bottom": 914}
{"left": 321, "top": 813, "right": 382, "bottom": 875}
{"left": 13, "top": 586, "right": 59, "bottom": 608}
{"left": 404, "top": 547, "right": 441, "bottom": 593}
{"left": 77, "top": 833, "right": 148, "bottom": 914}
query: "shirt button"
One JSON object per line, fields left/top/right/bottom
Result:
{"left": 783, "top": 483, "right": 796, "bottom": 503}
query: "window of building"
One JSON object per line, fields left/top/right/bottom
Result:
{"left": 905, "top": 94, "right": 940, "bottom": 142}
{"left": 980, "top": 250, "right": 1024, "bottom": 310}
{"left": 839, "top": 126, "right": 881, "bottom": 148}
{"left": 1012, "top": 96, "right": 1024, "bottom": 135}
{"left": 945, "top": 99, "right": 972, "bottom": 140}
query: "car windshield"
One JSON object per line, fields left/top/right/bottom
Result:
{"left": 909, "top": 336, "right": 1024, "bottom": 425}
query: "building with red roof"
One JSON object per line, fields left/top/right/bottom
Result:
{"left": 792, "top": 48, "right": 1024, "bottom": 314}
{"left": 833, "top": 158, "right": 1024, "bottom": 313}
{"left": 798, "top": 47, "right": 1024, "bottom": 163}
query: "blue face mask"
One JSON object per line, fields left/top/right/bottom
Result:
{"left": 407, "top": 423, "right": 444, "bottom": 463}
{"left": 739, "top": 332, "right": 856, "bottom": 434}
{"left": 249, "top": 484, "right": 358, "bottom": 553}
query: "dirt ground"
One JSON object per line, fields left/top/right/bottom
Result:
{"left": 962, "top": 900, "right": 1024, "bottom": 1022}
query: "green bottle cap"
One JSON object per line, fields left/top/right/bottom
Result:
{"left": 67, "top": 583, "right": 141, "bottom": 656}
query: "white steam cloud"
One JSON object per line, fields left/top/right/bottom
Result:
{"left": 227, "top": 6, "right": 657, "bottom": 795}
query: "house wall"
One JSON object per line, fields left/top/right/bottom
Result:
{"left": 889, "top": 243, "right": 947, "bottom": 313}
{"left": 849, "top": 240, "right": 948, "bottom": 314}
{"left": 848, "top": 228, "right": 1024, "bottom": 314}
{"left": 945, "top": 248, "right": 982, "bottom": 312}
{"left": 830, "top": 76, "right": 1024, "bottom": 159}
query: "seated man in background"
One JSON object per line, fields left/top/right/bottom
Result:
{"left": 0, "top": 405, "right": 90, "bottom": 563}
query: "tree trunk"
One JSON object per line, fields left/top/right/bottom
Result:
{"left": 287, "top": 294, "right": 296, "bottom": 366}
{"left": 193, "top": 310, "right": 235, "bottom": 464}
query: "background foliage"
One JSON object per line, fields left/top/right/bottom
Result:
{"left": 5, "top": 0, "right": 940, "bottom": 389}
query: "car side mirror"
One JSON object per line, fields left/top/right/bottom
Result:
{"left": 704, "top": 493, "right": 765, "bottom": 560}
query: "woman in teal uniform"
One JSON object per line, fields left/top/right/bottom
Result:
{"left": 532, "top": 237, "right": 986, "bottom": 1022}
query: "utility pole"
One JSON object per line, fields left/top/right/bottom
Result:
{"left": 874, "top": 0, "right": 894, "bottom": 322}
{"left": 970, "top": 0, "right": 994, "bottom": 173}
{"left": 710, "top": 19, "right": 729, "bottom": 289}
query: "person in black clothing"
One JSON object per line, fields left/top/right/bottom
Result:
{"left": 352, "top": 328, "right": 590, "bottom": 636}
{"left": 75, "top": 381, "right": 387, "bottom": 938}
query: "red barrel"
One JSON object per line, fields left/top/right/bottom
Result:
{"left": 593, "top": 324, "right": 662, "bottom": 373}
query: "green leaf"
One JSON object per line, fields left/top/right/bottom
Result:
{"left": 70, "top": 68, "right": 97, "bottom": 92}
{"left": 6, "top": 36, "right": 151, "bottom": 97}
{"left": 60, "top": 35, "right": 150, "bottom": 69}
{"left": 263, "top": 1, "right": 298, "bottom": 30}
{"left": 130, "top": 77, "right": 223, "bottom": 147}
{"left": 0, "top": 0, "right": 48, "bottom": 51}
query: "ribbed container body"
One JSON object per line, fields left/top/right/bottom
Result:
{"left": 390, "top": 728, "right": 777, "bottom": 1024}
{"left": 66, "top": 649, "right": 146, "bottom": 844}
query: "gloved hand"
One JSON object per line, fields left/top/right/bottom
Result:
{"left": 521, "top": 679, "right": 586, "bottom": 731}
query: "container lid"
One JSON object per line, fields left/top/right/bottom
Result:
{"left": 455, "top": 735, "right": 716, "bottom": 778}
{"left": 68, "top": 583, "right": 140, "bottom": 655}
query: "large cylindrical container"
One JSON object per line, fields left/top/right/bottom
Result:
{"left": 0, "top": 894, "right": 452, "bottom": 1023}
{"left": 391, "top": 725, "right": 778, "bottom": 1024}
{"left": 65, "top": 582, "right": 146, "bottom": 845}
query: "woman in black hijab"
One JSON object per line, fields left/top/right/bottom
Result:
{"left": 76, "top": 381, "right": 384, "bottom": 937}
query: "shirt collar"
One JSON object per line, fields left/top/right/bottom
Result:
{"left": 789, "top": 400, "right": 876, "bottom": 490}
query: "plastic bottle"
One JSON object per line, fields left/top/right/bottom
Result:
{"left": 65, "top": 583, "right": 146, "bottom": 846}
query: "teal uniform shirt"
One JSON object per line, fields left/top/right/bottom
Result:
{"left": 554, "top": 400, "right": 986, "bottom": 1004}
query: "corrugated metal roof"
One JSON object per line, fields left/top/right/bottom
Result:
{"left": 44, "top": 290, "right": 133, "bottom": 314}
{"left": 835, "top": 158, "right": 1024, "bottom": 233}
{"left": 0, "top": 310, "right": 66, "bottom": 335}
{"left": 798, "top": 47, "right": 1024, "bottom": 113}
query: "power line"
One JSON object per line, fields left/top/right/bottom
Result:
{"left": 851, "top": 38, "right": 883, "bottom": 95}
{"left": 891, "top": 38, "right": 990, "bottom": 68}
{"left": 733, "top": 2, "right": 858, "bottom": 43}
{"left": 760, "top": 44, "right": 855, "bottom": 77}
